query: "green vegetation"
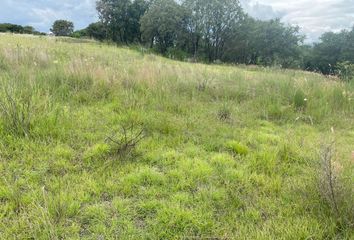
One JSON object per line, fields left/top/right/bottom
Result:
{"left": 51, "top": 20, "right": 75, "bottom": 37}
{"left": 93, "top": 0, "right": 354, "bottom": 77}
{"left": 3, "top": 0, "right": 354, "bottom": 80}
{"left": 0, "top": 34, "right": 353, "bottom": 239}
{"left": 0, "top": 23, "right": 45, "bottom": 35}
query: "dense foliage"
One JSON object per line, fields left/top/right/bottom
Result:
{"left": 303, "top": 28, "right": 354, "bottom": 75}
{"left": 96, "top": 0, "right": 150, "bottom": 43}
{"left": 50, "top": 20, "right": 74, "bottom": 36}
{"left": 0, "top": 23, "right": 44, "bottom": 35}
{"left": 94, "top": 0, "right": 304, "bottom": 66}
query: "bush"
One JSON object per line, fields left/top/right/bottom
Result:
{"left": 318, "top": 143, "right": 354, "bottom": 228}
{"left": 105, "top": 122, "right": 145, "bottom": 158}
{"left": 336, "top": 61, "right": 354, "bottom": 82}
{"left": 217, "top": 104, "right": 232, "bottom": 122}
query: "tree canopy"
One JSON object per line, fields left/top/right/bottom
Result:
{"left": 51, "top": 20, "right": 74, "bottom": 36}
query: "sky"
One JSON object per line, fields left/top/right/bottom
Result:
{"left": 0, "top": 0, "right": 353, "bottom": 43}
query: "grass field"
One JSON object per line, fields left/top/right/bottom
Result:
{"left": 0, "top": 34, "right": 353, "bottom": 239}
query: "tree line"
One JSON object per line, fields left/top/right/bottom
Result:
{"left": 83, "top": 0, "right": 354, "bottom": 79}
{"left": 2, "top": 0, "right": 353, "bottom": 80}
{"left": 89, "top": 0, "right": 305, "bottom": 69}
{"left": 0, "top": 23, "right": 45, "bottom": 35}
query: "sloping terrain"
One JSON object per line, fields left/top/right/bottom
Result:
{"left": 0, "top": 35, "right": 353, "bottom": 239}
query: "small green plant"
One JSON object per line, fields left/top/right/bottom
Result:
{"left": 318, "top": 143, "right": 354, "bottom": 228}
{"left": 225, "top": 141, "right": 249, "bottom": 155}
{"left": 294, "top": 89, "right": 307, "bottom": 111}
{"left": 105, "top": 122, "right": 145, "bottom": 158}
{"left": 217, "top": 104, "right": 232, "bottom": 122}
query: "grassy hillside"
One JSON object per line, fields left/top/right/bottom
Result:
{"left": 0, "top": 34, "right": 353, "bottom": 239}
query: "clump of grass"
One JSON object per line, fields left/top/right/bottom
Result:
{"left": 83, "top": 143, "right": 111, "bottom": 162}
{"left": 196, "top": 78, "right": 209, "bottom": 92}
{"left": 217, "top": 104, "right": 232, "bottom": 122}
{"left": 0, "top": 54, "right": 8, "bottom": 70}
{"left": 225, "top": 141, "right": 249, "bottom": 156}
{"left": 0, "top": 83, "right": 33, "bottom": 137}
{"left": 294, "top": 89, "right": 307, "bottom": 111}
{"left": 318, "top": 143, "right": 354, "bottom": 228}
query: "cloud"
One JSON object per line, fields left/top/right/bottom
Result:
{"left": 241, "top": 0, "right": 354, "bottom": 42}
{"left": 0, "top": 0, "right": 97, "bottom": 32}
{"left": 240, "top": 0, "right": 285, "bottom": 20}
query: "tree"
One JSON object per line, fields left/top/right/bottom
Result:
{"left": 140, "top": 0, "right": 188, "bottom": 53}
{"left": 250, "top": 19, "right": 303, "bottom": 67}
{"left": 0, "top": 23, "right": 24, "bottom": 33}
{"left": 23, "top": 26, "right": 35, "bottom": 34}
{"left": 71, "top": 29, "right": 88, "bottom": 38}
{"left": 305, "top": 27, "right": 354, "bottom": 75}
{"left": 126, "top": 0, "right": 150, "bottom": 42}
{"left": 86, "top": 22, "right": 107, "bottom": 41}
{"left": 309, "top": 31, "right": 347, "bottom": 74}
{"left": 51, "top": 20, "right": 74, "bottom": 36}
{"left": 96, "top": 0, "right": 150, "bottom": 43}
{"left": 221, "top": 16, "right": 256, "bottom": 64}
{"left": 182, "top": 0, "right": 245, "bottom": 61}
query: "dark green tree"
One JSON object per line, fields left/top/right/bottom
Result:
{"left": 0, "top": 23, "right": 24, "bottom": 33}
{"left": 86, "top": 22, "right": 107, "bottom": 41}
{"left": 140, "top": 0, "right": 188, "bottom": 53}
{"left": 51, "top": 20, "right": 74, "bottom": 36}
{"left": 23, "top": 26, "right": 35, "bottom": 34}
{"left": 182, "top": 0, "right": 245, "bottom": 61}
{"left": 250, "top": 19, "right": 304, "bottom": 67}
{"left": 310, "top": 31, "right": 347, "bottom": 74}
{"left": 96, "top": 0, "right": 150, "bottom": 43}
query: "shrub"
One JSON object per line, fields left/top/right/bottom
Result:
{"left": 105, "top": 122, "right": 145, "bottom": 158}
{"left": 217, "top": 104, "right": 232, "bottom": 122}
{"left": 336, "top": 61, "right": 354, "bottom": 82}
{"left": 318, "top": 143, "right": 354, "bottom": 228}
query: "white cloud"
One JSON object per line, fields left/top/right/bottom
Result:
{"left": 241, "top": 0, "right": 354, "bottom": 42}
{"left": 0, "top": 0, "right": 97, "bottom": 32}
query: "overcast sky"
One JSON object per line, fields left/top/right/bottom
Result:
{"left": 0, "top": 0, "right": 353, "bottom": 43}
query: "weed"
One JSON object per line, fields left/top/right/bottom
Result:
{"left": 105, "top": 122, "right": 145, "bottom": 158}
{"left": 217, "top": 104, "right": 232, "bottom": 122}
{"left": 318, "top": 143, "right": 354, "bottom": 228}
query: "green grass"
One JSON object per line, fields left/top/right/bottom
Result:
{"left": 0, "top": 34, "right": 353, "bottom": 239}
